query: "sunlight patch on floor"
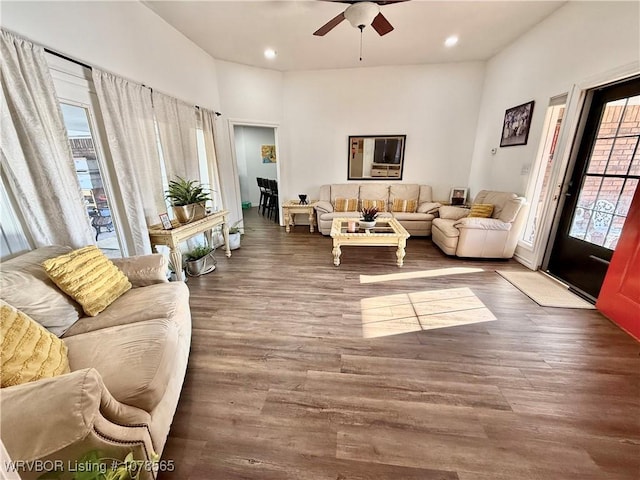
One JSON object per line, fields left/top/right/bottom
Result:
{"left": 360, "top": 287, "right": 496, "bottom": 338}
{"left": 360, "top": 267, "right": 484, "bottom": 284}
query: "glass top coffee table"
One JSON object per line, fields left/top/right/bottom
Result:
{"left": 330, "top": 217, "right": 410, "bottom": 267}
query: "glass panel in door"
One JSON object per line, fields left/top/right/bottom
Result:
{"left": 60, "top": 103, "right": 122, "bottom": 258}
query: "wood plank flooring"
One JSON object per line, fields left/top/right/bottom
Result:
{"left": 159, "top": 207, "right": 640, "bottom": 480}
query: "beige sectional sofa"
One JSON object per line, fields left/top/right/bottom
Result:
{"left": 0, "top": 246, "right": 191, "bottom": 479}
{"left": 315, "top": 183, "right": 440, "bottom": 236}
{"left": 432, "top": 190, "right": 527, "bottom": 258}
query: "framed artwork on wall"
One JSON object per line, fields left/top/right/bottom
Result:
{"left": 449, "top": 187, "right": 468, "bottom": 205}
{"left": 500, "top": 100, "right": 535, "bottom": 147}
{"left": 261, "top": 145, "right": 276, "bottom": 163}
{"left": 347, "top": 134, "right": 406, "bottom": 180}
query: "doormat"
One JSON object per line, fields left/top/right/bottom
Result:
{"left": 496, "top": 270, "right": 595, "bottom": 309}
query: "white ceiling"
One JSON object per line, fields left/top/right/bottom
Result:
{"left": 144, "top": 0, "right": 566, "bottom": 72}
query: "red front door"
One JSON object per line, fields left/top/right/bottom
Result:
{"left": 596, "top": 185, "right": 640, "bottom": 340}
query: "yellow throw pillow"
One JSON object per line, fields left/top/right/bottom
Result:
{"left": 1, "top": 300, "right": 70, "bottom": 388}
{"left": 468, "top": 203, "right": 494, "bottom": 218}
{"left": 42, "top": 246, "right": 131, "bottom": 317}
{"left": 361, "top": 199, "right": 387, "bottom": 212}
{"left": 334, "top": 198, "right": 359, "bottom": 212}
{"left": 391, "top": 198, "right": 417, "bottom": 213}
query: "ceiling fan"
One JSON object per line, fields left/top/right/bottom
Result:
{"left": 313, "top": 0, "right": 409, "bottom": 37}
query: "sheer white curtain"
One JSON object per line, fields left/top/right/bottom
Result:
{"left": 0, "top": 30, "right": 94, "bottom": 248}
{"left": 92, "top": 69, "right": 165, "bottom": 255}
{"left": 153, "top": 91, "right": 199, "bottom": 182}
{"left": 200, "top": 108, "right": 225, "bottom": 211}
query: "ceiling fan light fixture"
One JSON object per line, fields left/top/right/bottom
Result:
{"left": 264, "top": 48, "right": 277, "bottom": 59}
{"left": 344, "top": 2, "right": 380, "bottom": 29}
{"left": 444, "top": 35, "right": 459, "bottom": 47}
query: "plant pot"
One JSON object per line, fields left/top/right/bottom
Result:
{"left": 228, "top": 232, "right": 241, "bottom": 250}
{"left": 172, "top": 202, "right": 206, "bottom": 224}
{"left": 358, "top": 220, "right": 376, "bottom": 230}
{"left": 169, "top": 269, "right": 187, "bottom": 282}
{"left": 185, "top": 252, "right": 216, "bottom": 277}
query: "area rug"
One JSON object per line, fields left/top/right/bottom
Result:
{"left": 496, "top": 270, "right": 595, "bottom": 309}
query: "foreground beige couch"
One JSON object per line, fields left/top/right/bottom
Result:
{"left": 315, "top": 183, "right": 440, "bottom": 236}
{"left": 432, "top": 190, "right": 527, "bottom": 258}
{"left": 0, "top": 246, "right": 191, "bottom": 479}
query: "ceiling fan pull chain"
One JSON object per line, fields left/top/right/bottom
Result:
{"left": 359, "top": 25, "right": 364, "bottom": 61}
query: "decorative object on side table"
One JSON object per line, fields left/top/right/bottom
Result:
{"left": 159, "top": 212, "right": 173, "bottom": 230}
{"left": 359, "top": 206, "right": 378, "bottom": 230}
{"left": 184, "top": 245, "right": 216, "bottom": 277}
{"left": 500, "top": 100, "right": 535, "bottom": 147}
{"left": 165, "top": 176, "right": 212, "bottom": 224}
{"left": 449, "top": 187, "right": 468, "bottom": 206}
{"left": 298, "top": 194, "right": 308, "bottom": 205}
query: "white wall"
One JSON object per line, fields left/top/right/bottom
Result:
{"left": 1, "top": 1, "right": 220, "bottom": 108}
{"left": 468, "top": 1, "right": 640, "bottom": 197}
{"left": 283, "top": 63, "right": 486, "bottom": 202}
{"left": 234, "top": 126, "right": 277, "bottom": 206}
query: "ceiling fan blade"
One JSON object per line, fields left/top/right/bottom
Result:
{"left": 371, "top": 12, "right": 394, "bottom": 36}
{"left": 313, "top": 12, "right": 346, "bottom": 36}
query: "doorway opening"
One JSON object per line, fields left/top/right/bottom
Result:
{"left": 230, "top": 123, "right": 280, "bottom": 226}
{"left": 547, "top": 76, "right": 640, "bottom": 300}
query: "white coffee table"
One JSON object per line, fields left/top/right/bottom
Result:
{"left": 330, "top": 217, "right": 410, "bottom": 267}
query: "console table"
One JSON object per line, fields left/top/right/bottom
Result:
{"left": 282, "top": 200, "right": 317, "bottom": 233}
{"left": 148, "top": 210, "right": 231, "bottom": 281}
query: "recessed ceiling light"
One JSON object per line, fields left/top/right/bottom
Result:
{"left": 264, "top": 48, "right": 277, "bottom": 59}
{"left": 444, "top": 35, "right": 459, "bottom": 48}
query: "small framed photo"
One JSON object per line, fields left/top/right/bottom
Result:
{"left": 159, "top": 213, "right": 173, "bottom": 230}
{"left": 500, "top": 100, "right": 535, "bottom": 147}
{"left": 450, "top": 187, "right": 468, "bottom": 206}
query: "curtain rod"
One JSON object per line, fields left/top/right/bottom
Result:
{"left": 44, "top": 48, "right": 92, "bottom": 71}
{"left": 44, "top": 47, "right": 222, "bottom": 117}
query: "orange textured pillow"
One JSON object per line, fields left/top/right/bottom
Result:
{"left": 391, "top": 198, "right": 417, "bottom": 213}
{"left": 468, "top": 203, "right": 494, "bottom": 218}
{"left": 334, "top": 198, "right": 359, "bottom": 212}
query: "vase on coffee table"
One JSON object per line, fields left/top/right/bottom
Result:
{"left": 358, "top": 220, "right": 376, "bottom": 230}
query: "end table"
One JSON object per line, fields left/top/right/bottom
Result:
{"left": 282, "top": 200, "right": 317, "bottom": 233}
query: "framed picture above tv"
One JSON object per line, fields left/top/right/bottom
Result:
{"left": 348, "top": 135, "right": 406, "bottom": 180}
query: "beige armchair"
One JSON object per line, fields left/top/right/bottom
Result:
{"left": 432, "top": 190, "right": 527, "bottom": 258}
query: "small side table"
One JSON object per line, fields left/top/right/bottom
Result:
{"left": 282, "top": 200, "right": 317, "bottom": 233}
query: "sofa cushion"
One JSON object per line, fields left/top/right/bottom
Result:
{"left": 439, "top": 206, "right": 470, "bottom": 220}
{"left": 391, "top": 198, "right": 417, "bottom": 213}
{"left": 63, "top": 282, "right": 189, "bottom": 337}
{"left": 330, "top": 184, "right": 359, "bottom": 203}
{"left": 432, "top": 218, "right": 461, "bottom": 238}
{"left": 359, "top": 184, "right": 389, "bottom": 202}
{"left": 392, "top": 212, "right": 434, "bottom": 221}
{"left": 64, "top": 318, "right": 179, "bottom": 412}
{"left": 1, "top": 300, "right": 70, "bottom": 387}
{"left": 473, "top": 190, "right": 517, "bottom": 219}
{"left": 334, "top": 198, "right": 359, "bottom": 212}
{"left": 468, "top": 203, "right": 494, "bottom": 218}
{"left": 361, "top": 199, "right": 387, "bottom": 212}
{"left": 43, "top": 246, "right": 132, "bottom": 317}
{"left": 417, "top": 202, "right": 441, "bottom": 214}
{"left": 498, "top": 197, "right": 525, "bottom": 223}
{"left": 390, "top": 184, "right": 419, "bottom": 202}
{"left": 0, "top": 246, "right": 82, "bottom": 337}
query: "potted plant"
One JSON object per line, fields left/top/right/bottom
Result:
{"left": 228, "top": 220, "right": 242, "bottom": 250}
{"left": 359, "top": 206, "right": 378, "bottom": 229}
{"left": 184, "top": 245, "right": 216, "bottom": 276}
{"left": 165, "top": 177, "right": 211, "bottom": 224}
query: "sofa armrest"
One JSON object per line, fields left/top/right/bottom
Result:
{"left": 112, "top": 254, "right": 168, "bottom": 287}
{"left": 417, "top": 202, "right": 441, "bottom": 214}
{"left": 314, "top": 201, "right": 334, "bottom": 214}
{"left": 0, "top": 369, "right": 152, "bottom": 463}
{"left": 454, "top": 217, "right": 512, "bottom": 231}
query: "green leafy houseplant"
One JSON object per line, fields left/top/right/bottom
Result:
{"left": 361, "top": 206, "right": 379, "bottom": 222}
{"left": 37, "top": 450, "right": 158, "bottom": 480}
{"left": 184, "top": 245, "right": 213, "bottom": 261}
{"left": 165, "top": 177, "right": 212, "bottom": 224}
{"left": 164, "top": 177, "right": 211, "bottom": 207}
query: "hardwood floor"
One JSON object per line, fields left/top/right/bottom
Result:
{"left": 160, "top": 207, "right": 640, "bottom": 480}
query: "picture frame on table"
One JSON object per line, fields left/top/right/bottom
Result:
{"left": 500, "top": 100, "right": 535, "bottom": 147}
{"left": 159, "top": 212, "right": 173, "bottom": 230}
{"left": 450, "top": 187, "right": 468, "bottom": 206}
